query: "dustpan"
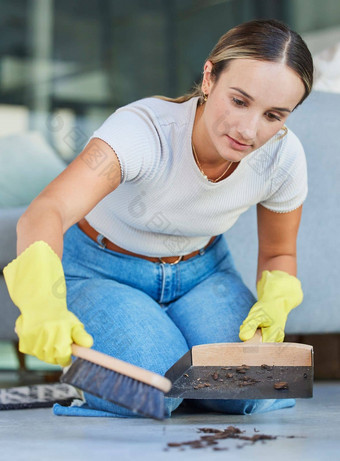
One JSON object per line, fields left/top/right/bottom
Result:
{"left": 165, "top": 330, "right": 313, "bottom": 399}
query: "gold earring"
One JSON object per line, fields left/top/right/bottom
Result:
{"left": 203, "top": 94, "right": 208, "bottom": 102}
{"left": 277, "top": 126, "right": 288, "bottom": 140}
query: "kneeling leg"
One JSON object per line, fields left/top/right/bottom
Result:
{"left": 62, "top": 278, "right": 189, "bottom": 417}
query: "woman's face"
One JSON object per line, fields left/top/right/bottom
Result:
{"left": 201, "top": 58, "right": 306, "bottom": 162}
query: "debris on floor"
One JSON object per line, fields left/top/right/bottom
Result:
{"left": 165, "top": 425, "right": 299, "bottom": 451}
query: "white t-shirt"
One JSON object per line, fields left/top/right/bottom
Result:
{"left": 85, "top": 96, "right": 307, "bottom": 257}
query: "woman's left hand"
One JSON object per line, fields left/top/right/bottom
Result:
{"left": 239, "top": 270, "right": 304, "bottom": 342}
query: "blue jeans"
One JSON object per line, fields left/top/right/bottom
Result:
{"left": 59, "top": 223, "right": 295, "bottom": 417}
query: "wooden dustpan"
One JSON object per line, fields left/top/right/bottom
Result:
{"left": 165, "top": 330, "right": 313, "bottom": 399}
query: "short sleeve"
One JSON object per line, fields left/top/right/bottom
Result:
{"left": 88, "top": 105, "right": 161, "bottom": 184}
{"left": 260, "top": 131, "right": 308, "bottom": 213}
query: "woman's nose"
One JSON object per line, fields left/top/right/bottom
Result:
{"left": 237, "top": 115, "right": 259, "bottom": 144}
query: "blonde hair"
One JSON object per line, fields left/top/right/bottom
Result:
{"left": 155, "top": 19, "right": 313, "bottom": 109}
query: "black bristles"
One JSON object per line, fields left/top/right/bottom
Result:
{"left": 60, "top": 358, "right": 166, "bottom": 420}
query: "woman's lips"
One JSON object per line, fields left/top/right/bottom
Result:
{"left": 226, "top": 135, "right": 252, "bottom": 151}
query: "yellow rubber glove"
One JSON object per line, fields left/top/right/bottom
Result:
{"left": 3, "top": 241, "right": 93, "bottom": 366}
{"left": 239, "top": 270, "right": 303, "bottom": 343}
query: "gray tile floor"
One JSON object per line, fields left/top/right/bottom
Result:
{"left": 0, "top": 381, "right": 339, "bottom": 461}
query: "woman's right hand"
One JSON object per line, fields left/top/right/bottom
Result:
{"left": 3, "top": 240, "right": 93, "bottom": 366}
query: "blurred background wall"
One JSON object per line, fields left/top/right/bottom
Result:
{"left": 1, "top": 0, "right": 340, "bottom": 161}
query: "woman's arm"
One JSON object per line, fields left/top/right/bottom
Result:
{"left": 17, "top": 138, "right": 121, "bottom": 258}
{"left": 4, "top": 138, "right": 122, "bottom": 364}
{"left": 256, "top": 203, "right": 303, "bottom": 281}
{"left": 239, "top": 204, "right": 304, "bottom": 342}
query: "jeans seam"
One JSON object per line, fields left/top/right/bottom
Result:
{"left": 159, "top": 263, "right": 166, "bottom": 303}
{"left": 176, "top": 264, "right": 181, "bottom": 300}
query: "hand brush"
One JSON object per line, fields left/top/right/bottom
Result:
{"left": 60, "top": 345, "right": 172, "bottom": 420}
{"left": 165, "top": 330, "right": 314, "bottom": 399}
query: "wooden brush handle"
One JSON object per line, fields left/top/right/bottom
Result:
{"left": 245, "top": 328, "right": 263, "bottom": 344}
{"left": 71, "top": 344, "right": 172, "bottom": 393}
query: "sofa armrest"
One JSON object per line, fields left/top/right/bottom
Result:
{"left": 0, "top": 206, "right": 27, "bottom": 268}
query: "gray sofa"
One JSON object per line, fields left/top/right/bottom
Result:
{"left": 0, "top": 207, "right": 27, "bottom": 340}
{"left": 0, "top": 90, "right": 339, "bottom": 345}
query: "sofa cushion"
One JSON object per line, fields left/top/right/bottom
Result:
{"left": 0, "top": 131, "right": 66, "bottom": 208}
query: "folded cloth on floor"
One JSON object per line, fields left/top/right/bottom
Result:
{"left": 187, "top": 398, "right": 296, "bottom": 415}
{"left": 53, "top": 397, "right": 296, "bottom": 417}
{"left": 53, "top": 400, "right": 142, "bottom": 418}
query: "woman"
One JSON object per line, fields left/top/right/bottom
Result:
{"left": 4, "top": 18, "right": 313, "bottom": 417}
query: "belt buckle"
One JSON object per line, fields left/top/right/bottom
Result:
{"left": 158, "top": 255, "right": 183, "bottom": 265}
{"left": 96, "top": 234, "right": 107, "bottom": 249}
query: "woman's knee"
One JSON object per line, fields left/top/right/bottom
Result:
{"left": 66, "top": 278, "right": 188, "bottom": 367}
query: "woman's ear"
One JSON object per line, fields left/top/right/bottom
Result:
{"left": 202, "top": 60, "right": 214, "bottom": 95}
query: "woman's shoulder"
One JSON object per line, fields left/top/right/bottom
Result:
{"left": 247, "top": 127, "right": 306, "bottom": 180}
{"left": 271, "top": 127, "right": 307, "bottom": 175}
{"left": 285, "top": 127, "right": 305, "bottom": 152}
{"left": 265, "top": 127, "right": 306, "bottom": 163}
{"left": 116, "top": 96, "right": 198, "bottom": 128}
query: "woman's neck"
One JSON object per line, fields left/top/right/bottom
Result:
{"left": 192, "top": 103, "right": 231, "bottom": 170}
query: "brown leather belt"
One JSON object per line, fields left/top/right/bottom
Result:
{"left": 77, "top": 218, "right": 216, "bottom": 265}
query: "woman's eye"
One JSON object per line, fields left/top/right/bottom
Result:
{"left": 266, "top": 112, "right": 281, "bottom": 122}
{"left": 232, "top": 97, "right": 246, "bottom": 107}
